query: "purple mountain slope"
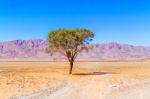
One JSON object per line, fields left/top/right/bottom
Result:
{"left": 0, "top": 40, "right": 150, "bottom": 60}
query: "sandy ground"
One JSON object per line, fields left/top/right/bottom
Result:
{"left": 0, "top": 61, "right": 150, "bottom": 99}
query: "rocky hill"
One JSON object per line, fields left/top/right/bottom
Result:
{"left": 0, "top": 40, "right": 150, "bottom": 60}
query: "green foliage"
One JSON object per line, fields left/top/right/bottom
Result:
{"left": 47, "top": 28, "right": 94, "bottom": 54}
{"left": 46, "top": 28, "right": 94, "bottom": 74}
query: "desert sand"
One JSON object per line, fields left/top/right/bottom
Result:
{"left": 0, "top": 61, "right": 150, "bottom": 99}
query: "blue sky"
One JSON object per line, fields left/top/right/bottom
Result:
{"left": 0, "top": 0, "right": 150, "bottom": 46}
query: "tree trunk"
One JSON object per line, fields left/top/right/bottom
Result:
{"left": 69, "top": 61, "right": 74, "bottom": 75}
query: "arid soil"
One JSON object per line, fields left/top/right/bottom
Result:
{"left": 0, "top": 61, "right": 150, "bottom": 99}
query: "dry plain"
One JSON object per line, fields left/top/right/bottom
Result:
{"left": 0, "top": 61, "right": 150, "bottom": 99}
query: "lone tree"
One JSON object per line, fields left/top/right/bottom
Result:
{"left": 46, "top": 28, "right": 94, "bottom": 74}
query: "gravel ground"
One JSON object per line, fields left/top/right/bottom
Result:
{"left": 10, "top": 79, "right": 150, "bottom": 99}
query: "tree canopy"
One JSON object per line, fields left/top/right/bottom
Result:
{"left": 46, "top": 28, "right": 94, "bottom": 74}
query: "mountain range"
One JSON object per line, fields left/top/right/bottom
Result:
{"left": 0, "top": 39, "right": 150, "bottom": 61}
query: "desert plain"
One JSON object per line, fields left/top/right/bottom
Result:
{"left": 0, "top": 61, "right": 150, "bottom": 99}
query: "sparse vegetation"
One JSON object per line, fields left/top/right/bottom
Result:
{"left": 46, "top": 28, "right": 94, "bottom": 74}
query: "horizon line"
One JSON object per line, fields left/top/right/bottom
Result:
{"left": 0, "top": 39, "right": 149, "bottom": 47}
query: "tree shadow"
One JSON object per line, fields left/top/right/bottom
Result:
{"left": 73, "top": 72, "right": 117, "bottom": 76}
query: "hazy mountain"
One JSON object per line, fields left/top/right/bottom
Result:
{"left": 0, "top": 40, "right": 150, "bottom": 60}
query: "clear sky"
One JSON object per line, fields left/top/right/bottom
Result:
{"left": 0, "top": 0, "right": 150, "bottom": 46}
